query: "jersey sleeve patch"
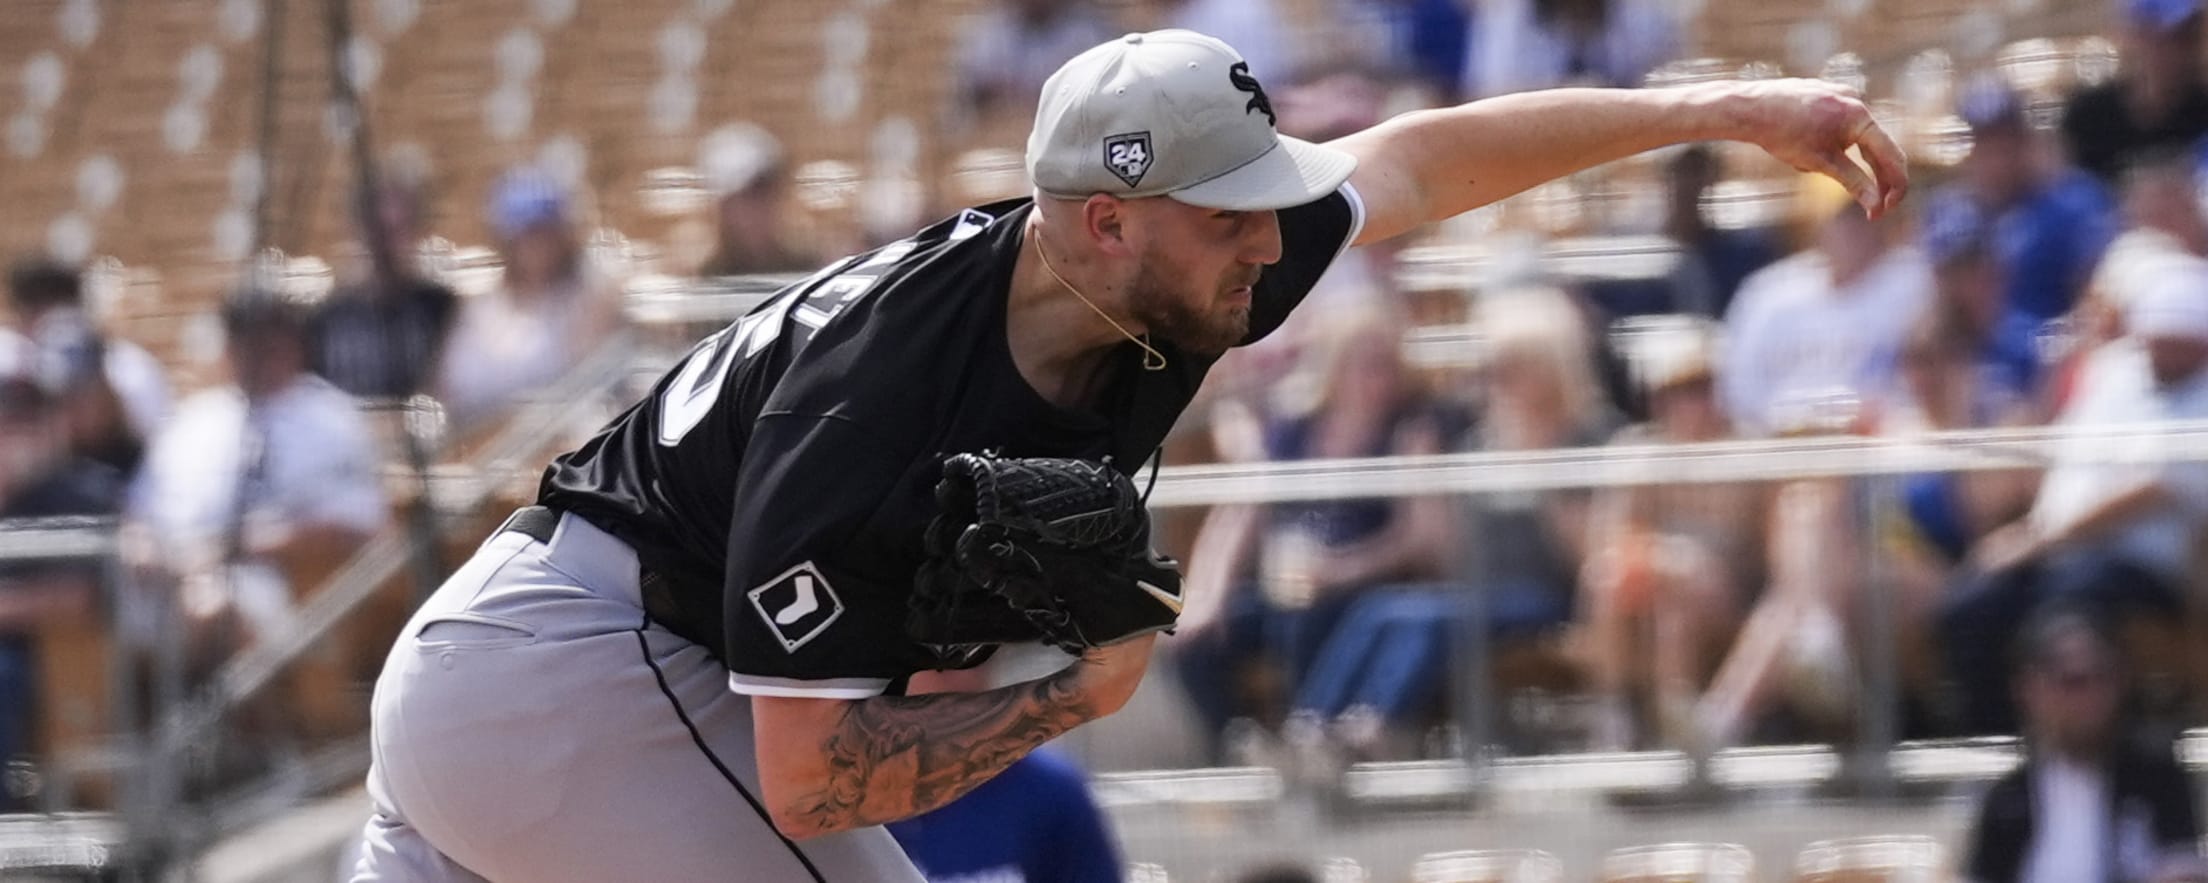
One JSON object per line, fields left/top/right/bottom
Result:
{"left": 745, "top": 561, "right": 846, "bottom": 653}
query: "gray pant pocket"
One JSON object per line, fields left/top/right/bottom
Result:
{"left": 415, "top": 615, "right": 538, "bottom": 649}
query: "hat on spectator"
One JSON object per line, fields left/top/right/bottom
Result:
{"left": 1027, "top": 30, "right": 1356, "bottom": 211}
{"left": 1957, "top": 74, "right": 2026, "bottom": 134}
{"left": 699, "top": 123, "right": 786, "bottom": 198}
{"left": 2127, "top": 261, "right": 2208, "bottom": 341}
{"left": 2129, "top": 0, "right": 2202, "bottom": 32}
{"left": 488, "top": 167, "right": 569, "bottom": 240}
{"left": 1616, "top": 314, "right": 1721, "bottom": 391}
{"left": 1921, "top": 191, "right": 1993, "bottom": 266}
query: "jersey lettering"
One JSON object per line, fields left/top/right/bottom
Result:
{"left": 656, "top": 291, "right": 790, "bottom": 445}
{"left": 655, "top": 254, "right": 897, "bottom": 446}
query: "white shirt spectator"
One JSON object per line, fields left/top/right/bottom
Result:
{"left": 2019, "top": 755, "right": 2108, "bottom": 883}
{"left": 130, "top": 373, "right": 386, "bottom": 547}
{"left": 2029, "top": 338, "right": 2208, "bottom": 582}
{"left": 1464, "top": 0, "right": 1680, "bottom": 97}
{"left": 103, "top": 337, "right": 171, "bottom": 440}
{"left": 2089, "top": 227, "right": 2207, "bottom": 315}
{"left": 26, "top": 307, "right": 170, "bottom": 440}
{"left": 1719, "top": 246, "right": 1934, "bottom": 434}
{"left": 436, "top": 277, "right": 613, "bottom": 430}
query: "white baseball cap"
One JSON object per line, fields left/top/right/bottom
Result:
{"left": 1026, "top": 30, "right": 1357, "bottom": 211}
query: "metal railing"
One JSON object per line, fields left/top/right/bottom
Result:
{"left": 6, "top": 334, "right": 654, "bottom": 880}
{"left": 22, "top": 265, "right": 2206, "bottom": 871}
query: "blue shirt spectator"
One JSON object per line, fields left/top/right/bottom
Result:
{"left": 1334, "top": 0, "right": 1472, "bottom": 96}
{"left": 1954, "top": 76, "right": 2117, "bottom": 327}
{"left": 1992, "top": 172, "right": 2117, "bottom": 325}
{"left": 1921, "top": 190, "right": 2054, "bottom": 398}
{"left": 887, "top": 750, "right": 1122, "bottom": 883}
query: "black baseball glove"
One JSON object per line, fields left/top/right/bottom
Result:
{"left": 908, "top": 452, "right": 1183, "bottom": 655}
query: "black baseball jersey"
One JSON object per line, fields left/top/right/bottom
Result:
{"left": 539, "top": 187, "right": 1364, "bottom": 698}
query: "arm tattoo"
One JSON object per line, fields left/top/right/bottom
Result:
{"left": 789, "top": 669, "right": 1091, "bottom": 834}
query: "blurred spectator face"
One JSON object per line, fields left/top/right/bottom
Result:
{"left": 1815, "top": 208, "right": 1887, "bottom": 284}
{"left": 490, "top": 169, "right": 577, "bottom": 291}
{"left": 1651, "top": 375, "right": 1721, "bottom": 437}
{"left": 506, "top": 223, "right": 577, "bottom": 292}
{"left": 1923, "top": 191, "right": 2005, "bottom": 334}
{"left": 1966, "top": 126, "right": 2036, "bottom": 210}
{"left": 223, "top": 308, "right": 309, "bottom": 401}
{"left": 1488, "top": 346, "right": 1564, "bottom": 417}
{"left": 375, "top": 182, "right": 426, "bottom": 248}
{"left": 716, "top": 180, "right": 787, "bottom": 253}
{"left": 1898, "top": 316, "right": 1977, "bottom": 425}
{"left": 2017, "top": 625, "right": 2123, "bottom": 757}
{"left": 1624, "top": 314, "right": 1724, "bottom": 436}
{"left": 1956, "top": 77, "right": 2036, "bottom": 209}
{"left": 2146, "top": 335, "right": 2208, "bottom": 385}
{"left": 1330, "top": 320, "right": 1409, "bottom": 410}
{"left": 1476, "top": 288, "right": 1598, "bottom": 446}
{"left": 1936, "top": 251, "right": 2003, "bottom": 333}
{"left": 2123, "top": 156, "right": 2208, "bottom": 252}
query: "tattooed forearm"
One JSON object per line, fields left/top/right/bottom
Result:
{"left": 787, "top": 669, "right": 1092, "bottom": 835}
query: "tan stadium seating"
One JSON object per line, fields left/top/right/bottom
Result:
{"left": 1791, "top": 834, "right": 1950, "bottom": 883}
{"left": 1411, "top": 848, "right": 1566, "bottom": 883}
{"left": 1600, "top": 842, "right": 1757, "bottom": 883}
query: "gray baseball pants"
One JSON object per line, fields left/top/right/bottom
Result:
{"left": 348, "top": 510, "right": 925, "bottom": 882}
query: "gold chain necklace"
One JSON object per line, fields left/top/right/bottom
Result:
{"left": 1031, "top": 233, "right": 1167, "bottom": 371}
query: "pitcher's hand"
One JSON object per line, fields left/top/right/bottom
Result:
{"left": 1723, "top": 79, "right": 1909, "bottom": 219}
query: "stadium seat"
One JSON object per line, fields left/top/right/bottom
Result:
{"left": 1790, "top": 834, "right": 1947, "bottom": 882}
{"left": 1600, "top": 842, "right": 1757, "bottom": 883}
{"left": 1410, "top": 848, "right": 1566, "bottom": 883}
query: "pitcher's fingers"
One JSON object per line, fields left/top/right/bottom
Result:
{"left": 1851, "top": 118, "right": 1910, "bottom": 214}
{"left": 1812, "top": 152, "right": 1878, "bottom": 217}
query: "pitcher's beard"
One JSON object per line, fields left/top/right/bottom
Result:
{"left": 1128, "top": 261, "right": 1251, "bottom": 357}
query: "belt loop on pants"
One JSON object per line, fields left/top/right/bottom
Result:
{"left": 498, "top": 506, "right": 643, "bottom": 608}
{"left": 497, "top": 506, "right": 562, "bottom": 544}
{"left": 499, "top": 506, "right": 725, "bottom": 658}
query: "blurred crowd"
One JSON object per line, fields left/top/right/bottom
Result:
{"left": 1155, "top": 0, "right": 2208, "bottom": 792}
{"left": 4, "top": 0, "right": 2208, "bottom": 877}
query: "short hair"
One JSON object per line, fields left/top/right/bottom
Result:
{"left": 1669, "top": 142, "right": 1720, "bottom": 181}
{"left": 2012, "top": 603, "right": 2123, "bottom": 676}
{"left": 220, "top": 283, "right": 309, "bottom": 337}
{"left": 7, "top": 257, "right": 81, "bottom": 314}
{"left": 1232, "top": 865, "right": 1319, "bottom": 883}
{"left": 2119, "top": 144, "right": 2200, "bottom": 196}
